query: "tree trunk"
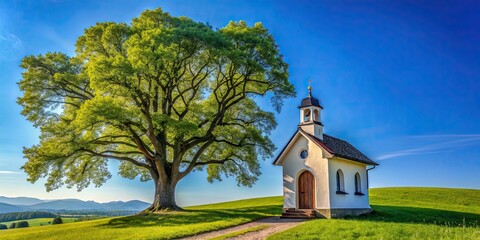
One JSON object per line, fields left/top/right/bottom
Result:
{"left": 143, "top": 177, "right": 181, "bottom": 212}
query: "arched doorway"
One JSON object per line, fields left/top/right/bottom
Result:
{"left": 298, "top": 171, "right": 315, "bottom": 209}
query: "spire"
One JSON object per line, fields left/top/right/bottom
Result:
{"left": 308, "top": 79, "right": 312, "bottom": 97}
{"left": 298, "top": 79, "right": 323, "bottom": 109}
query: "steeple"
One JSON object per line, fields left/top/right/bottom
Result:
{"left": 299, "top": 83, "right": 324, "bottom": 139}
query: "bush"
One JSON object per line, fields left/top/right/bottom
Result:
{"left": 0, "top": 224, "right": 7, "bottom": 230}
{"left": 52, "top": 216, "right": 63, "bottom": 225}
{"left": 16, "top": 221, "right": 29, "bottom": 228}
{"left": 9, "top": 222, "right": 16, "bottom": 229}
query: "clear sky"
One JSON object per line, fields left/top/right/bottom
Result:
{"left": 0, "top": 0, "right": 479, "bottom": 206}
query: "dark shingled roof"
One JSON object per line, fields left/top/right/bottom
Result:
{"left": 303, "top": 131, "right": 378, "bottom": 165}
{"left": 298, "top": 96, "right": 323, "bottom": 109}
{"left": 272, "top": 129, "right": 379, "bottom": 166}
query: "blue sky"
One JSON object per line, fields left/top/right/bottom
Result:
{"left": 0, "top": 0, "right": 479, "bottom": 205}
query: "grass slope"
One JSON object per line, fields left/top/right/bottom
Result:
{"left": 269, "top": 187, "right": 480, "bottom": 240}
{"left": 1, "top": 188, "right": 479, "bottom": 240}
{"left": 0, "top": 196, "right": 282, "bottom": 240}
{"left": 1, "top": 218, "right": 77, "bottom": 227}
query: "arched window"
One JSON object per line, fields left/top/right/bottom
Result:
{"left": 313, "top": 109, "right": 319, "bottom": 121}
{"left": 303, "top": 109, "right": 311, "bottom": 122}
{"left": 336, "top": 169, "right": 346, "bottom": 194}
{"left": 355, "top": 173, "right": 362, "bottom": 194}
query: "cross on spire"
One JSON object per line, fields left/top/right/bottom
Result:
{"left": 308, "top": 79, "right": 312, "bottom": 97}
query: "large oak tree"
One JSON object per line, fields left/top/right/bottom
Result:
{"left": 18, "top": 8, "right": 295, "bottom": 211}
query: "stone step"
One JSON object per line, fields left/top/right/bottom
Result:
{"left": 280, "top": 214, "right": 316, "bottom": 219}
{"left": 281, "top": 209, "right": 316, "bottom": 219}
{"left": 285, "top": 209, "right": 315, "bottom": 214}
{"left": 282, "top": 212, "right": 315, "bottom": 217}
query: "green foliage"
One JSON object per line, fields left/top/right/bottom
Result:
{"left": 52, "top": 216, "right": 63, "bottom": 225}
{"left": 15, "top": 221, "right": 29, "bottom": 228}
{"left": 9, "top": 222, "right": 15, "bottom": 229}
{"left": 0, "top": 211, "right": 56, "bottom": 222}
{"left": 0, "top": 224, "right": 7, "bottom": 230}
{"left": 17, "top": 8, "right": 295, "bottom": 202}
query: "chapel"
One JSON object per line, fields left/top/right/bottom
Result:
{"left": 273, "top": 86, "right": 378, "bottom": 218}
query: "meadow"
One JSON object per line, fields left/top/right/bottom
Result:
{"left": 0, "top": 217, "right": 77, "bottom": 227}
{"left": 0, "top": 188, "right": 478, "bottom": 239}
{"left": 269, "top": 187, "right": 480, "bottom": 239}
{"left": 0, "top": 196, "right": 282, "bottom": 240}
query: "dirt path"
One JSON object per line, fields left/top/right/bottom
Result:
{"left": 181, "top": 217, "right": 307, "bottom": 240}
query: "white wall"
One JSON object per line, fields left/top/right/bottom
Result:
{"left": 282, "top": 135, "right": 331, "bottom": 209}
{"left": 328, "top": 157, "right": 371, "bottom": 209}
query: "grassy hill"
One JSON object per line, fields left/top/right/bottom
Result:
{"left": 269, "top": 187, "right": 480, "bottom": 239}
{"left": 0, "top": 188, "right": 478, "bottom": 239}
{"left": 0, "top": 196, "right": 281, "bottom": 239}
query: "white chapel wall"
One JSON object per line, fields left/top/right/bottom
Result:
{"left": 282, "top": 135, "right": 330, "bottom": 209}
{"left": 328, "top": 158, "right": 371, "bottom": 209}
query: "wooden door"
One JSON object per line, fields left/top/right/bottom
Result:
{"left": 298, "top": 171, "right": 315, "bottom": 209}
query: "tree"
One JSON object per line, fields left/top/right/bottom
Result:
{"left": 0, "top": 224, "right": 7, "bottom": 230}
{"left": 16, "top": 221, "right": 29, "bottom": 228}
{"left": 52, "top": 216, "right": 63, "bottom": 224}
{"left": 18, "top": 8, "right": 295, "bottom": 211}
{"left": 9, "top": 222, "right": 16, "bottom": 229}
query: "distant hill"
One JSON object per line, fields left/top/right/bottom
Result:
{"left": 101, "top": 200, "right": 151, "bottom": 211}
{"left": 27, "top": 199, "right": 150, "bottom": 211}
{"left": 0, "top": 202, "right": 25, "bottom": 214}
{"left": 27, "top": 199, "right": 103, "bottom": 211}
{"left": 0, "top": 196, "right": 150, "bottom": 213}
{"left": 0, "top": 196, "right": 47, "bottom": 206}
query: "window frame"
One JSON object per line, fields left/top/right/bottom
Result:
{"left": 336, "top": 169, "right": 347, "bottom": 194}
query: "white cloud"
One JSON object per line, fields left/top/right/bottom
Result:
{"left": 0, "top": 170, "right": 20, "bottom": 174}
{"left": 375, "top": 134, "right": 480, "bottom": 161}
{"left": 0, "top": 33, "right": 22, "bottom": 48}
{"left": 0, "top": 32, "right": 24, "bottom": 61}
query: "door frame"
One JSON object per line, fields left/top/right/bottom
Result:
{"left": 296, "top": 170, "right": 316, "bottom": 209}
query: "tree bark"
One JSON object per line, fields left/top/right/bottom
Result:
{"left": 143, "top": 177, "right": 181, "bottom": 212}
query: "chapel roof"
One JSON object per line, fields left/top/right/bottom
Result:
{"left": 298, "top": 86, "right": 323, "bottom": 109}
{"left": 273, "top": 129, "right": 379, "bottom": 166}
{"left": 304, "top": 131, "right": 378, "bottom": 165}
{"left": 298, "top": 96, "right": 323, "bottom": 109}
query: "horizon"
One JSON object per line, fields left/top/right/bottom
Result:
{"left": 1, "top": 186, "right": 479, "bottom": 205}
{"left": 1, "top": 0, "right": 479, "bottom": 206}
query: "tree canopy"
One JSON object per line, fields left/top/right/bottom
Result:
{"left": 18, "top": 8, "right": 295, "bottom": 210}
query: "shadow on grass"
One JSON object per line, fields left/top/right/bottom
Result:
{"left": 100, "top": 204, "right": 282, "bottom": 229}
{"left": 350, "top": 205, "right": 480, "bottom": 227}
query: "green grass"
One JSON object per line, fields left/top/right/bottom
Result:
{"left": 208, "top": 224, "right": 269, "bottom": 240}
{"left": 0, "top": 217, "right": 77, "bottom": 227}
{"left": 1, "top": 188, "right": 479, "bottom": 240}
{"left": 0, "top": 196, "right": 282, "bottom": 240}
{"left": 269, "top": 187, "right": 480, "bottom": 240}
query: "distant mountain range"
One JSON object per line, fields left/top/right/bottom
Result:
{"left": 0, "top": 196, "right": 150, "bottom": 214}
{"left": 0, "top": 202, "right": 24, "bottom": 214}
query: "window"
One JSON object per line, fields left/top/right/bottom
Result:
{"left": 303, "top": 109, "right": 311, "bottom": 122}
{"left": 313, "top": 109, "right": 319, "bottom": 121}
{"left": 336, "top": 169, "right": 346, "bottom": 194}
{"left": 300, "top": 150, "right": 308, "bottom": 159}
{"left": 355, "top": 173, "right": 364, "bottom": 195}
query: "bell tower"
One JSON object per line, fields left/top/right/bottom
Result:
{"left": 299, "top": 84, "right": 324, "bottom": 139}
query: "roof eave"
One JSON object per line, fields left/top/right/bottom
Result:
{"left": 333, "top": 154, "right": 379, "bottom": 166}
{"left": 272, "top": 130, "right": 300, "bottom": 166}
